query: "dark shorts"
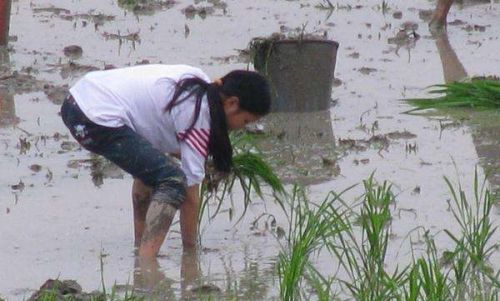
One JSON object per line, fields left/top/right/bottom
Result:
{"left": 60, "top": 96, "right": 186, "bottom": 208}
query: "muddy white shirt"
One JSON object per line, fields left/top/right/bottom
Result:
{"left": 69, "top": 64, "right": 211, "bottom": 186}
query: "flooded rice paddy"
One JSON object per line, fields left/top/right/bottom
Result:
{"left": 0, "top": 0, "right": 499, "bottom": 300}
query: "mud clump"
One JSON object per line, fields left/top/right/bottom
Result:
{"left": 358, "top": 67, "right": 378, "bottom": 75}
{"left": 0, "top": 72, "right": 46, "bottom": 94}
{"left": 190, "top": 283, "right": 221, "bottom": 294}
{"left": 63, "top": 45, "right": 83, "bottom": 60}
{"left": 392, "top": 10, "right": 403, "bottom": 19}
{"left": 118, "top": 0, "right": 177, "bottom": 15}
{"left": 33, "top": 6, "right": 116, "bottom": 29}
{"left": 102, "top": 31, "right": 141, "bottom": 43}
{"left": 182, "top": 4, "right": 215, "bottom": 19}
{"left": 182, "top": 0, "right": 227, "bottom": 19}
{"left": 29, "top": 164, "right": 43, "bottom": 173}
{"left": 27, "top": 279, "right": 105, "bottom": 301}
{"left": 43, "top": 84, "right": 69, "bottom": 104}
{"left": 58, "top": 62, "right": 99, "bottom": 79}
{"left": 418, "top": 9, "right": 433, "bottom": 22}
{"left": 32, "top": 6, "right": 71, "bottom": 15}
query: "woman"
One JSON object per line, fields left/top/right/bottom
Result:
{"left": 61, "top": 64, "right": 271, "bottom": 257}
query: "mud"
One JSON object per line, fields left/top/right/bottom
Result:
{"left": 26, "top": 279, "right": 104, "bottom": 301}
{"left": 0, "top": 0, "right": 499, "bottom": 300}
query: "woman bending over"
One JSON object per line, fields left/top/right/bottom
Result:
{"left": 61, "top": 64, "right": 271, "bottom": 257}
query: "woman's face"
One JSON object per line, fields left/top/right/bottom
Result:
{"left": 223, "top": 96, "right": 261, "bottom": 130}
{"left": 226, "top": 110, "right": 260, "bottom": 130}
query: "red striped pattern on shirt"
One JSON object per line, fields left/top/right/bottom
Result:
{"left": 176, "top": 128, "right": 210, "bottom": 158}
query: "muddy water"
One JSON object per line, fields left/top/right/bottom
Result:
{"left": 1, "top": 0, "right": 499, "bottom": 300}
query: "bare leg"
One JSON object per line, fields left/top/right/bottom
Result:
{"left": 134, "top": 256, "right": 166, "bottom": 291}
{"left": 429, "top": 0, "right": 455, "bottom": 34}
{"left": 181, "top": 250, "right": 201, "bottom": 296}
{"left": 138, "top": 200, "right": 177, "bottom": 258}
{"left": 132, "top": 179, "right": 152, "bottom": 249}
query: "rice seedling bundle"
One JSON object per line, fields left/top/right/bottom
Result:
{"left": 406, "top": 78, "right": 500, "bottom": 112}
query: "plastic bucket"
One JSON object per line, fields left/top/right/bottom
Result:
{"left": 254, "top": 39, "right": 339, "bottom": 112}
{"left": 252, "top": 38, "right": 340, "bottom": 184}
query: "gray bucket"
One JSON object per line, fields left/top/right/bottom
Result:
{"left": 252, "top": 38, "right": 340, "bottom": 184}
{"left": 253, "top": 39, "right": 339, "bottom": 112}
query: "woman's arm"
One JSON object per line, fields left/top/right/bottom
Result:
{"left": 180, "top": 183, "right": 200, "bottom": 250}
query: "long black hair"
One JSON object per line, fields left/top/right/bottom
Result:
{"left": 165, "top": 70, "right": 271, "bottom": 172}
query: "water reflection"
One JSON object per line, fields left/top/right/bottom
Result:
{"left": 132, "top": 248, "right": 275, "bottom": 300}
{"left": 431, "top": 19, "right": 500, "bottom": 194}
{"left": 218, "top": 245, "right": 274, "bottom": 300}
{"left": 256, "top": 40, "right": 339, "bottom": 185}
{"left": 133, "top": 256, "right": 176, "bottom": 299}
{"left": 433, "top": 31, "right": 467, "bottom": 83}
{"left": 133, "top": 251, "right": 202, "bottom": 299}
{"left": 260, "top": 110, "right": 338, "bottom": 185}
{"left": 0, "top": 47, "right": 18, "bottom": 127}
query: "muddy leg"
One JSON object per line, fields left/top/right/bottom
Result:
{"left": 132, "top": 179, "right": 152, "bottom": 249}
{"left": 134, "top": 256, "right": 165, "bottom": 291}
{"left": 138, "top": 200, "right": 177, "bottom": 258}
{"left": 181, "top": 250, "right": 201, "bottom": 293}
{"left": 429, "top": 0, "right": 454, "bottom": 34}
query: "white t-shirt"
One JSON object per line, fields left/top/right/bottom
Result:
{"left": 69, "top": 64, "right": 212, "bottom": 187}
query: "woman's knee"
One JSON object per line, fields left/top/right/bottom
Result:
{"left": 150, "top": 169, "right": 187, "bottom": 209}
{"left": 132, "top": 178, "right": 152, "bottom": 205}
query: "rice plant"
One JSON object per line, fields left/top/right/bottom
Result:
{"left": 275, "top": 171, "right": 500, "bottom": 300}
{"left": 200, "top": 132, "right": 285, "bottom": 225}
{"left": 326, "top": 175, "right": 407, "bottom": 301}
{"left": 415, "top": 235, "right": 452, "bottom": 301}
{"left": 405, "top": 78, "right": 500, "bottom": 113}
{"left": 304, "top": 266, "right": 336, "bottom": 301}
{"left": 276, "top": 185, "right": 345, "bottom": 301}
{"left": 441, "top": 170, "right": 500, "bottom": 300}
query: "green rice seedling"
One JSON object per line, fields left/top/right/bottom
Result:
{"left": 399, "top": 171, "right": 499, "bottom": 301}
{"left": 325, "top": 174, "right": 407, "bottom": 300}
{"left": 444, "top": 171, "right": 497, "bottom": 271}
{"left": 401, "top": 264, "right": 421, "bottom": 301}
{"left": 277, "top": 185, "right": 345, "bottom": 301}
{"left": 35, "top": 288, "right": 60, "bottom": 301}
{"left": 441, "top": 170, "right": 499, "bottom": 300}
{"left": 417, "top": 234, "right": 452, "bottom": 301}
{"left": 304, "top": 265, "right": 336, "bottom": 301}
{"left": 405, "top": 79, "right": 500, "bottom": 113}
{"left": 200, "top": 132, "right": 285, "bottom": 225}
{"left": 278, "top": 172, "right": 499, "bottom": 300}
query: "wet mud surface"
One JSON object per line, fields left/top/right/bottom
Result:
{"left": 1, "top": 0, "right": 499, "bottom": 300}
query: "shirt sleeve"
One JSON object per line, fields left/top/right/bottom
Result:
{"left": 171, "top": 99, "right": 211, "bottom": 187}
